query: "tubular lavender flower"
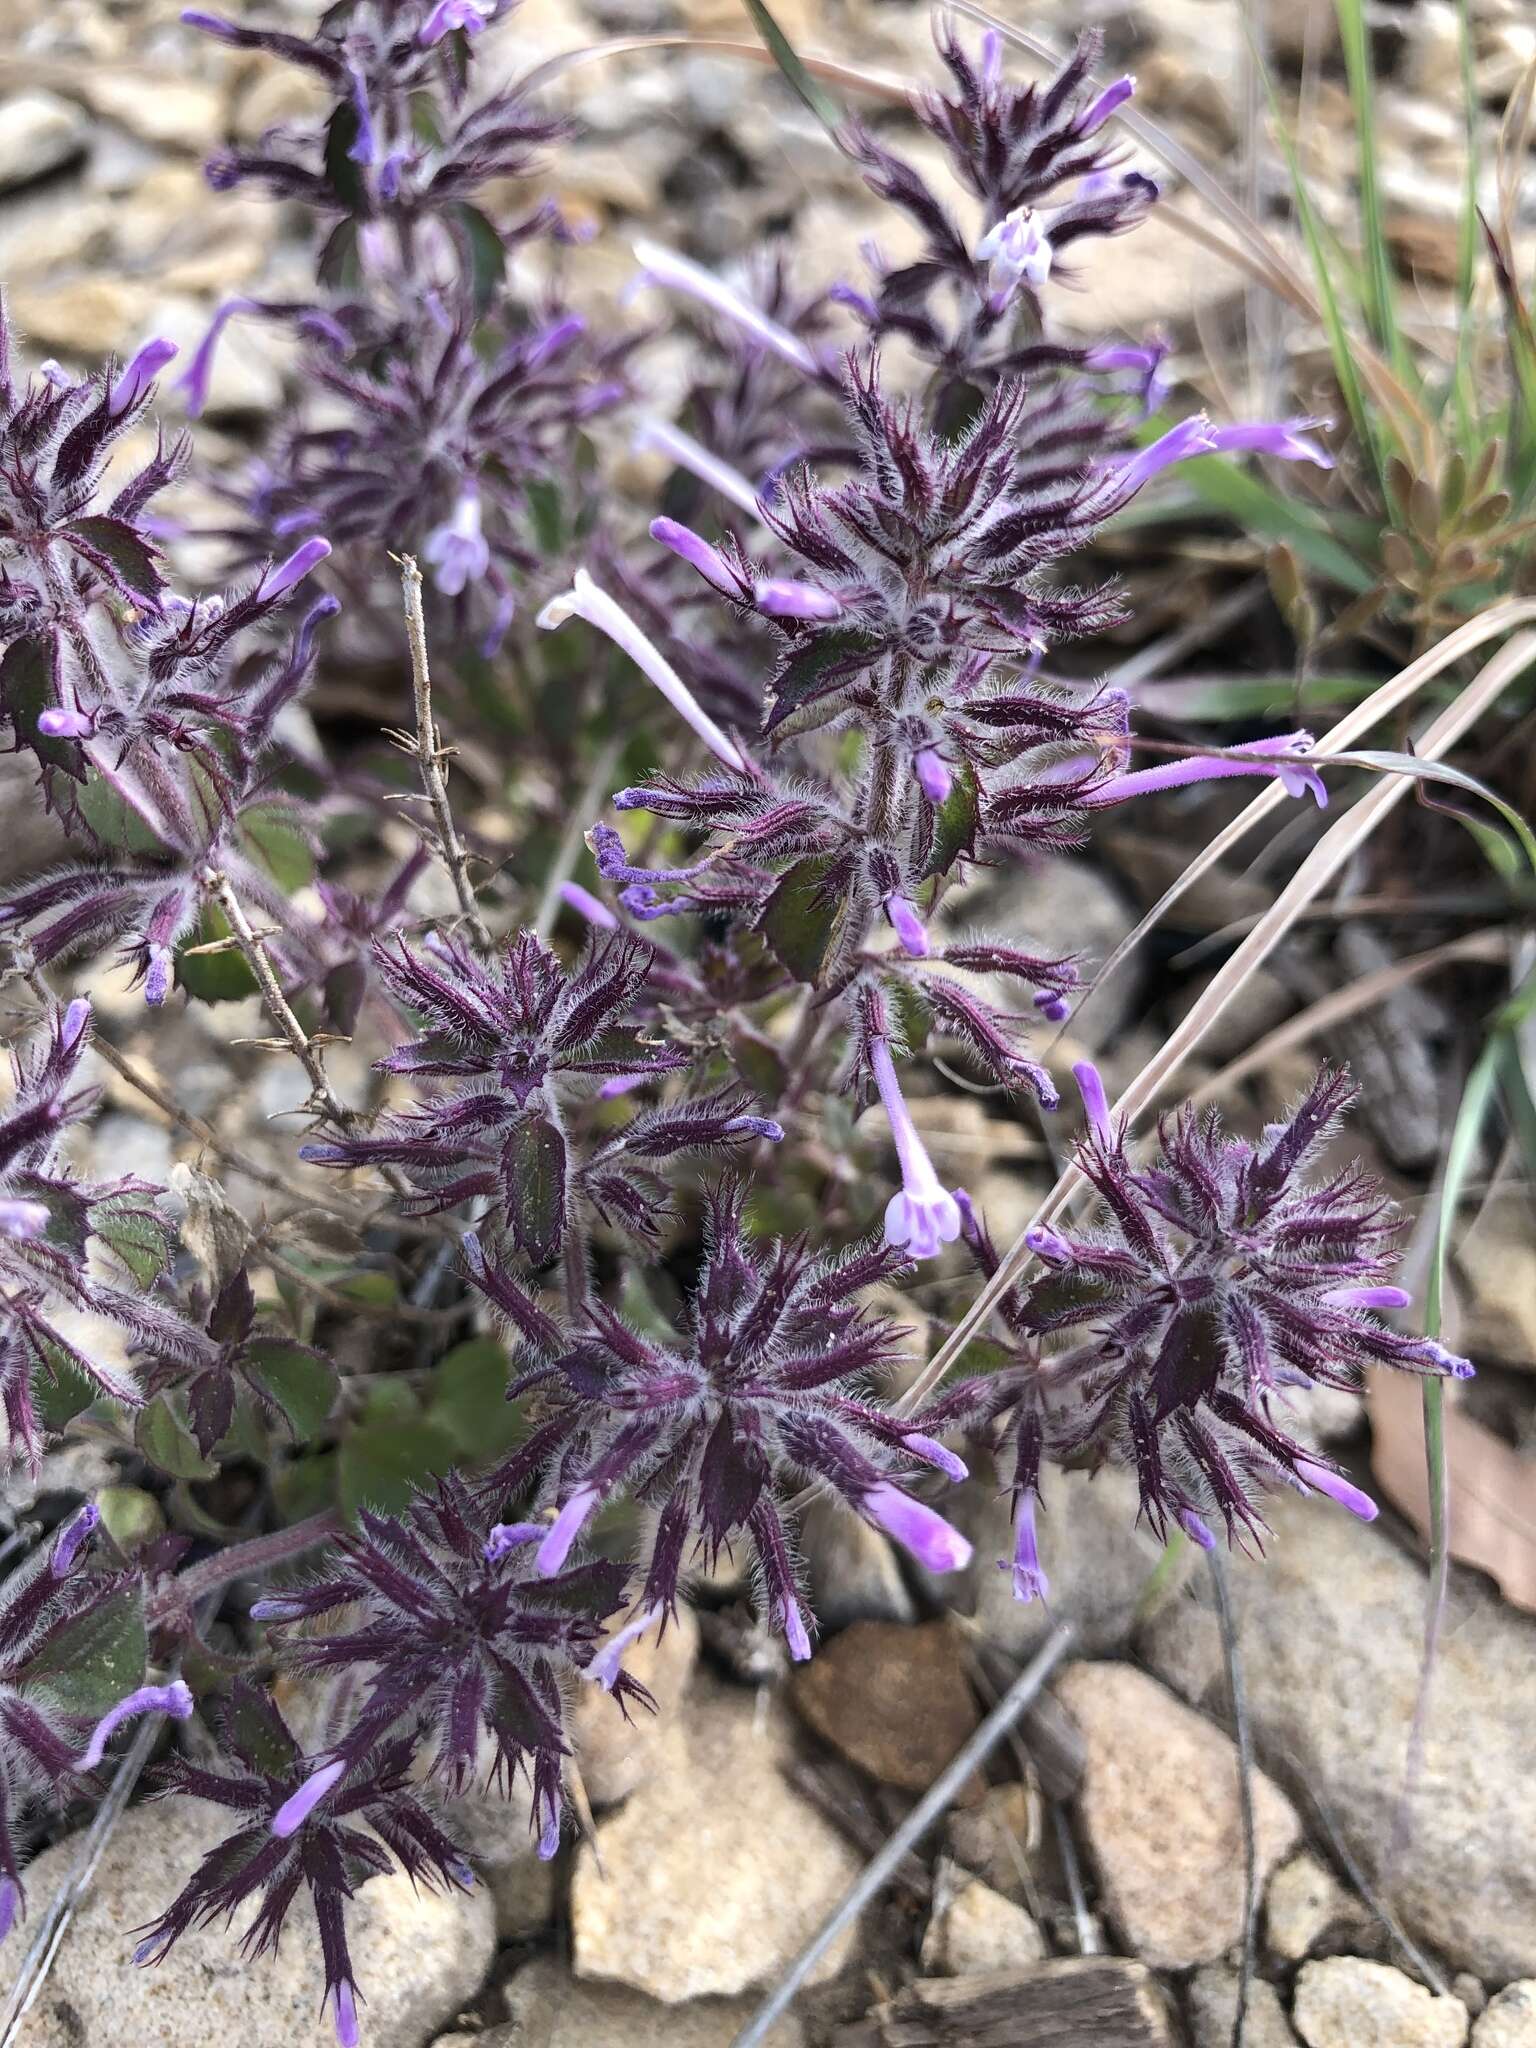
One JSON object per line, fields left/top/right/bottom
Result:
{"left": 538, "top": 568, "right": 748, "bottom": 772}
{"left": 632, "top": 239, "right": 822, "bottom": 377}
{"left": 175, "top": 295, "right": 258, "bottom": 417}
{"left": 107, "top": 337, "right": 178, "bottom": 417}
{"left": 634, "top": 419, "right": 765, "bottom": 520}
{"left": 422, "top": 486, "right": 490, "bottom": 596}
{"left": 868, "top": 1036, "right": 963, "bottom": 1259}
{"left": 75, "top": 1680, "right": 195, "bottom": 1773}
{"left": 1086, "top": 730, "right": 1328, "bottom": 809}
{"left": 975, "top": 206, "right": 1053, "bottom": 310}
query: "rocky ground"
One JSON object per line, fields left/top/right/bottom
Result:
{"left": 3, "top": 0, "right": 1536, "bottom": 2045}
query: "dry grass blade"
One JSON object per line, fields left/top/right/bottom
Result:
{"left": 1074, "top": 596, "right": 1536, "bottom": 1032}
{"left": 900, "top": 626, "right": 1536, "bottom": 1414}
{"left": 1184, "top": 931, "right": 1510, "bottom": 1111}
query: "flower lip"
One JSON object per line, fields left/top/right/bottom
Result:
{"left": 864, "top": 1481, "right": 972, "bottom": 1573}
{"left": 869, "top": 1035, "right": 964, "bottom": 1262}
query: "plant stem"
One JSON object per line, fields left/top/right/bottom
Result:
{"left": 397, "top": 554, "right": 493, "bottom": 953}
{"left": 152, "top": 1508, "right": 343, "bottom": 1621}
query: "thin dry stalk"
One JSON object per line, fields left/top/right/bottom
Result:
{"left": 394, "top": 555, "right": 493, "bottom": 953}
{"left": 900, "top": 625, "right": 1536, "bottom": 1416}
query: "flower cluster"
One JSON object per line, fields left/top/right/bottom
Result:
{"left": 299, "top": 928, "right": 781, "bottom": 1263}
{"left": 135, "top": 1682, "right": 469, "bottom": 2048}
{"left": 465, "top": 1180, "right": 972, "bottom": 1659}
{"left": 934, "top": 1063, "right": 1473, "bottom": 1595}
{"left": 1, "top": 1504, "right": 193, "bottom": 1935}
{"left": 0, "top": 999, "right": 210, "bottom": 1470}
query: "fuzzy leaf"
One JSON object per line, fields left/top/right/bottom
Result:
{"left": 93, "top": 1193, "right": 172, "bottom": 1288}
{"left": 19, "top": 1581, "right": 147, "bottom": 1717}
{"left": 923, "top": 762, "right": 981, "bottom": 879}
{"left": 240, "top": 804, "right": 314, "bottom": 892}
{"left": 65, "top": 516, "right": 164, "bottom": 602}
{"left": 760, "top": 853, "right": 846, "bottom": 984}
{"left": 503, "top": 1114, "right": 567, "bottom": 1267}
{"left": 339, "top": 1415, "right": 457, "bottom": 1519}
{"left": 764, "top": 630, "right": 875, "bottom": 738}
{"left": 448, "top": 201, "right": 507, "bottom": 312}
{"left": 426, "top": 1339, "right": 527, "bottom": 1462}
{"left": 244, "top": 1340, "right": 338, "bottom": 1442}
{"left": 175, "top": 904, "right": 259, "bottom": 1003}
{"left": 136, "top": 1393, "right": 217, "bottom": 1479}
{"left": 97, "top": 1485, "right": 166, "bottom": 1556}
{"left": 1, "top": 636, "right": 80, "bottom": 777}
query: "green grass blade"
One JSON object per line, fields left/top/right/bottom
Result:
{"left": 1335, "top": 0, "right": 1404, "bottom": 372}
{"left": 739, "top": 0, "right": 843, "bottom": 134}
{"left": 1174, "top": 454, "right": 1376, "bottom": 592}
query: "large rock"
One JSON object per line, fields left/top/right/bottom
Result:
{"left": 920, "top": 1860, "right": 1045, "bottom": 1976}
{"left": 1476, "top": 1984, "right": 1536, "bottom": 2048}
{"left": 15, "top": 1795, "right": 495, "bottom": 2048}
{"left": 0, "top": 92, "right": 87, "bottom": 192}
{"left": 571, "top": 1599, "right": 699, "bottom": 1808}
{"left": 1141, "top": 1493, "right": 1536, "bottom": 1981}
{"left": 496, "top": 1954, "right": 803, "bottom": 2046}
{"left": 790, "top": 1620, "right": 978, "bottom": 1792}
{"left": 1188, "top": 1967, "right": 1299, "bottom": 2048}
{"left": 1056, "top": 1661, "right": 1301, "bottom": 1970}
{"left": 571, "top": 1673, "right": 861, "bottom": 2003}
{"left": 1293, "top": 1959, "right": 1469, "bottom": 2048}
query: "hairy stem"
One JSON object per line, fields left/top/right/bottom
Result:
{"left": 152, "top": 1508, "right": 343, "bottom": 1622}
{"left": 397, "top": 554, "right": 493, "bottom": 953}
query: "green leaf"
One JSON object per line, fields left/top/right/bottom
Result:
{"left": 339, "top": 1415, "right": 457, "bottom": 1519}
{"left": 763, "top": 631, "right": 874, "bottom": 738}
{"left": 19, "top": 1582, "right": 146, "bottom": 1716}
{"left": 66, "top": 515, "right": 164, "bottom": 602}
{"left": 136, "top": 1394, "right": 217, "bottom": 1480}
{"left": 73, "top": 769, "right": 167, "bottom": 856}
{"left": 525, "top": 477, "right": 565, "bottom": 555}
{"left": 447, "top": 201, "right": 507, "bottom": 312}
{"left": 32, "top": 1343, "right": 98, "bottom": 1431}
{"left": 93, "top": 1193, "right": 172, "bottom": 1289}
{"left": 729, "top": 1025, "right": 788, "bottom": 1102}
{"left": 426, "top": 1339, "right": 527, "bottom": 1462}
{"left": 244, "top": 1340, "right": 338, "bottom": 1442}
{"left": 223, "top": 1685, "right": 301, "bottom": 1775}
{"left": 740, "top": 0, "right": 843, "bottom": 133}
{"left": 1174, "top": 456, "right": 1376, "bottom": 593}
{"left": 923, "top": 762, "right": 980, "bottom": 880}
{"left": 240, "top": 804, "right": 314, "bottom": 892}
{"left": 323, "top": 100, "right": 368, "bottom": 213}
{"left": 0, "top": 636, "right": 79, "bottom": 777}
{"left": 175, "top": 903, "right": 259, "bottom": 1004}
{"left": 759, "top": 854, "right": 846, "bottom": 985}
{"left": 505, "top": 1114, "right": 568, "bottom": 1267}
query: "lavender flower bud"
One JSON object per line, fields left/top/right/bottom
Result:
{"left": 51, "top": 1503, "right": 99, "bottom": 1576}
{"left": 482, "top": 1522, "right": 547, "bottom": 1562}
{"left": 107, "top": 337, "right": 178, "bottom": 417}
{"left": 1024, "top": 1224, "right": 1074, "bottom": 1268}
{"left": 36, "top": 708, "right": 94, "bottom": 739}
{"left": 1076, "top": 74, "right": 1135, "bottom": 133}
{"left": 632, "top": 239, "right": 821, "bottom": 377}
{"left": 752, "top": 578, "right": 844, "bottom": 621}
{"left": 1033, "top": 990, "right": 1071, "bottom": 1023}
{"left": 905, "top": 1432, "right": 969, "bottom": 1483}
{"left": 1178, "top": 1507, "right": 1216, "bottom": 1550}
{"left": 883, "top": 893, "right": 929, "bottom": 959}
{"left": 782, "top": 1596, "right": 812, "bottom": 1663}
{"left": 179, "top": 9, "right": 242, "bottom": 39}
{"left": 914, "top": 747, "right": 952, "bottom": 806}
{"left": 0, "top": 1199, "right": 51, "bottom": 1241}
{"left": 1295, "top": 1459, "right": 1378, "bottom": 1523}
{"left": 345, "top": 66, "right": 375, "bottom": 166}
{"left": 256, "top": 538, "right": 332, "bottom": 603}
{"left": 331, "top": 1979, "right": 360, "bottom": 2048}
{"left": 143, "top": 944, "right": 173, "bottom": 1008}
{"left": 175, "top": 296, "right": 257, "bottom": 419}
{"left": 724, "top": 1115, "right": 786, "bottom": 1141}
{"left": 1209, "top": 417, "right": 1334, "bottom": 469}
{"left": 650, "top": 516, "right": 743, "bottom": 598}
{"left": 271, "top": 1757, "right": 347, "bottom": 1838}
{"left": 525, "top": 314, "right": 586, "bottom": 370}
{"left": 1072, "top": 1061, "right": 1114, "bottom": 1148}
{"left": 1325, "top": 1284, "right": 1412, "bottom": 1311}
{"left": 1112, "top": 414, "right": 1217, "bottom": 493}
{"left": 864, "top": 1483, "right": 972, "bottom": 1573}
{"left": 0, "top": 1877, "right": 17, "bottom": 1946}
{"left": 584, "top": 1602, "right": 667, "bottom": 1692}
{"left": 249, "top": 1597, "right": 307, "bottom": 1623}
{"left": 537, "top": 1803, "right": 561, "bottom": 1860}
{"left": 61, "top": 999, "right": 90, "bottom": 1053}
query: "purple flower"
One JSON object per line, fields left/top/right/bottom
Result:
{"left": 632, "top": 239, "right": 822, "bottom": 377}
{"left": 539, "top": 570, "right": 748, "bottom": 774}
{"left": 136, "top": 1684, "right": 472, "bottom": 2048}
{"left": 1087, "top": 730, "right": 1328, "bottom": 810}
{"left": 868, "top": 1036, "right": 963, "bottom": 1260}
{"left": 753, "top": 578, "right": 843, "bottom": 621}
{"left": 939, "top": 1064, "right": 1475, "bottom": 1555}
{"left": 1210, "top": 417, "right": 1334, "bottom": 468}
{"left": 884, "top": 893, "right": 929, "bottom": 959}
{"left": 465, "top": 1183, "right": 970, "bottom": 1646}
{"left": 1109, "top": 414, "right": 1218, "bottom": 495}
{"left": 75, "top": 1681, "right": 194, "bottom": 1773}
{"left": 559, "top": 881, "right": 618, "bottom": 930}
{"left": 914, "top": 748, "right": 953, "bottom": 805}
{"left": 975, "top": 207, "right": 1053, "bottom": 310}
{"left": 107, "top": 337, "right": 178, "bottom": 417}
{"left": 634, "top": 419, "right": 763, "bottom": 519}
{"left": 1076, "top": 74, "right": 1136, "bottom": 133}
{"left": 175, "top": 296, "right": 257, "bottom": 417}
{"left": 419, "top": 0, "right": 494, "bottom": 45}
{"left": 256, "top": 537, "right": 332, "bottom": 603}
{"left": 422, "top": 486, "right": 489, "bottom": 596}
{"left": 1007, "top": 1494, "right": 1049, "bottom": 1603}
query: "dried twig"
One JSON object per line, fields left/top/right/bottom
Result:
{"left": 729, "top": 1624, "right": 1074, "bottom": 2048}
{"left": 395, "top": 554, "right": 493, "bottom": 952}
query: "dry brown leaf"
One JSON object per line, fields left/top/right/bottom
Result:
{"left": 1368, "top": 1374, "right": 1536, "bottom": 1613}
